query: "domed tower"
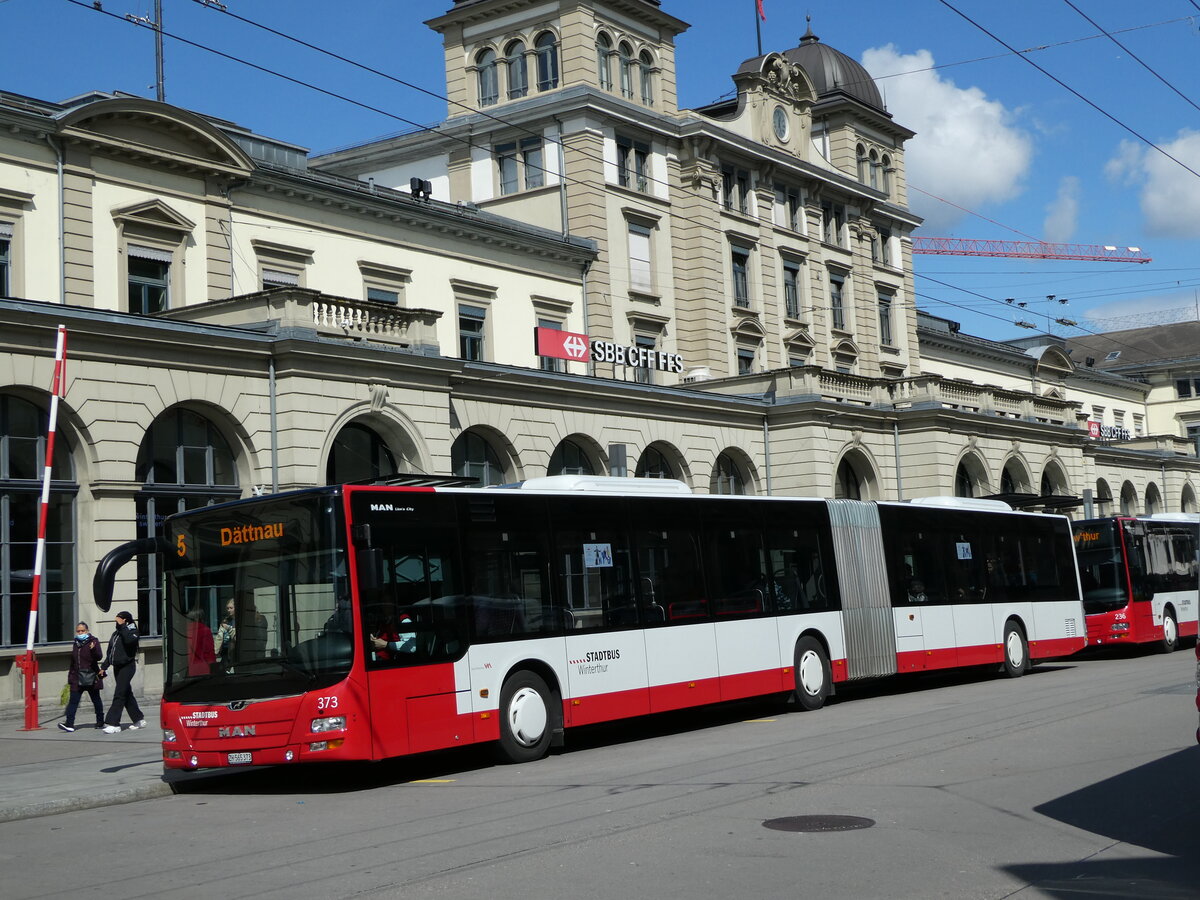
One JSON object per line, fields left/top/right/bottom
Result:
{"left": 784, "top": 20, "right": 911, "bottom": 206}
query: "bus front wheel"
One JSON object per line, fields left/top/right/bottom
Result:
{"left": 1159, "top": 609, "right": 1179, "bottom": 654}
{"left": 497, "top": 671, "right": 554, "bottom": 764}
{"left": 1002, "top": 621, "right": 1027, "bottom": 678}
{"left": 793, "top": 636, "right": 831, "bottom": 711}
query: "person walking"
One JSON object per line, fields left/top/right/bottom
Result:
{"left": 59, "top": 621, "right": 104, "bottom": 732}
{"left": 100, "top": 610, "right": 146, "bottom": 734}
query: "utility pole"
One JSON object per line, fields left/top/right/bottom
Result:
{"left": 155, "top": 0, "right": 164, "bottom": 102}
{"left": 127, "top": 0, "right": 165, "bottom": 102}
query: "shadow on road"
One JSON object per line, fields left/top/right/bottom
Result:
{"left": 1005, "top": 745, "right": 1200, "bottom": 899}
{"left": 167, "top": 662, "right": 1080, "bottom": 798}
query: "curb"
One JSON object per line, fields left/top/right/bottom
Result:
{"left": 0, "top": 781, "right": 176, "bottom": 824}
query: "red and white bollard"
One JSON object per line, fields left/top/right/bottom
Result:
{"left": 18, "top": 325, "right": 67, "bottom": 732}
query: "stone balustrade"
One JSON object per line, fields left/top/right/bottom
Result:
{"left": 160, "top": 287, "right": 443, "bottom": 354}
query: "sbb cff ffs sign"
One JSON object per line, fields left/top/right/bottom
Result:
{"left": 534, "top": 327, "right": 684, "bottom": 374}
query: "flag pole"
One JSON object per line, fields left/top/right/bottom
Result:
{"left": 16, "top": 324, "right": 68, "bottom": 731}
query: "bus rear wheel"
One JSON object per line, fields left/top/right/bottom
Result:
{"left": 497, "top": 671, "right": 554, "bottom": 764}
{"left": 1159, "top": 609, "right": 1179, "bottom": 654}
{"left": 1002, "top": 621, "right": 1027, "bottom": 678}
{"left": 793, "top": 636, "right": 830, "bottom": 711}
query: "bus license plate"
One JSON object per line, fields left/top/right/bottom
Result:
{"left": 227, "top": 752, "right": 252, "bottom": 765}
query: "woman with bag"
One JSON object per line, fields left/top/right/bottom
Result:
{"left": 59, "top": 621, "right": 104, "bottom": 732}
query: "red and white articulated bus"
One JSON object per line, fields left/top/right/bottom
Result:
{"left": 1071, "top": 514, "right": 1199, "bottom": 652}
{"left": 94, "top": 477, "right": 1086, "bottom": 770}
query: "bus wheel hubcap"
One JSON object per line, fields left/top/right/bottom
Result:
{"left": 508, "top": 687, "right": 547, "bottom": 746}
{"left": 1007, "top": 633, "right": 1023, "bottom": 667}
{"left": 798, "top": 651, "right": 823, "bottom": 696}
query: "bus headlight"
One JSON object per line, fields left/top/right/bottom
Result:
{"left": 1111, "top": 623, "right": 1129, "bottom": 632}
{"left": 163, "top": 729, "right": 176, "bottom": 743}
{"left": 310, "top": 716, "right": 346, "bottom": 733}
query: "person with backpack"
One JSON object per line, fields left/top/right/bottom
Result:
{"left": 59, "top": 621, "right": 104, "bottom": 732}
{"left": 100, "top": 611, "right": 146, "bottom": 734}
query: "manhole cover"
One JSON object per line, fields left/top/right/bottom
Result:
{"left": 763, "top": 815, "right": 875, "bottom": 833}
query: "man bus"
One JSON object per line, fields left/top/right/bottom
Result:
{"left": 94, "top": 476, "right": 1087, "bottom": 770}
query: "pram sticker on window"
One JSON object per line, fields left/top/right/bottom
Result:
{"left": 956, "top": 542, "right": 973, "bottom": 560}
{"left": 583, "top": 543, "right": 614, "bottom": 568}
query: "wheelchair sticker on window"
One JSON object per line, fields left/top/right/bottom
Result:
{"left": 583, "top": 543, "right": 614, "bottom": 568}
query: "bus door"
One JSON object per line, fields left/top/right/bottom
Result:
{"left": 634, "top": 511, "right": 719, "bottom": 713}
{"left": 551, "top": 503, "right": 653, "bottom": 725}
{"left": 351, "top": 493, "right": 473, "bottom": 759}
{"left": 700, "top": 514, "right": 783, "bottom": 701}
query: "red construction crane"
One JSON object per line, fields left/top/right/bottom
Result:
{"left": 911, "top": 237, "right": 1151, "bottom": 263}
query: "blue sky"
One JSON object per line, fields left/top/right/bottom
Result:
{"left": 2, "top": 0, "right": 1198, "bottom": 341}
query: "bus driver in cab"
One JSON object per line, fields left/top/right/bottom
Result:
{"left": 370, "top": 612, "right": 417, "bottom": 660}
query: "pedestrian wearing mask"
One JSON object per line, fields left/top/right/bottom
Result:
{"left": 100, "top": 611, "right": 147, "bottom": 734}
{"left": 59, "top": 621, "right": 104, "bottom": 732}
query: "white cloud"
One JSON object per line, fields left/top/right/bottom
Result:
{"left": 1042, "top": 176, "right": 1079, "bottom": 243}
{"left": 1105, "top": 130, "right": 1200, "bottom": 238}
{"left": 862, "top": 45, "right": 1033, "bottom": 232}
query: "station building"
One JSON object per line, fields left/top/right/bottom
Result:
{"left": 1, "top": 0, "right": 1196, "bottom": 712}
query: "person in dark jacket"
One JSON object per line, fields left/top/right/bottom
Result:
{"left": 100, "top": 610, "right": 146, "bottom": 734}
{"left": 59, "top": 621, "right": 104, "bottom": 732}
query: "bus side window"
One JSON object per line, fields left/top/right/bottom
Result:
{"left": 633, "top": 528, "right": 702, "bottom": 626}
{"left": 703, "top": 524, "right": 773, "bottom": 617}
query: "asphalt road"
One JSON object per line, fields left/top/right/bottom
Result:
{"left": 3, "top": 648, "right": 1198, "bottom": 900}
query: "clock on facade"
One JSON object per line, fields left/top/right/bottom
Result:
{"left": 772, "top": 106, "right": 789, "bottom": 142}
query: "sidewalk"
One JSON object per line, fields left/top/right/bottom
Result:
{"left": 0, "top": 699, "right": 176, "bottom": 824}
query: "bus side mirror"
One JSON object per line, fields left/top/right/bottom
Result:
{"left": 357, "top": 548, "right": 384, "bottom": 593}
{"left": 93, "top": 537, "right": 168, "bottom": 612}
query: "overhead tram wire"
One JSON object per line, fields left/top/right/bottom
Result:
{"left": 1060, "top": 0, "right": 1200, "bottom": 115}
{"left": 934, "top": 0, "right": 1200, "bottom": 182}
{"left": 870, "top": 15, "right": 1196, "bottom": 84}
{"left": 916, "top": 273, "right": 1183, "bottom": 359}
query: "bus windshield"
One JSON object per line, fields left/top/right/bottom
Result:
{"left": 161, "top": 491, "right": 350, "bottom": 702}
{"left": 1072, "top": 520, "right": 1128, "bottom": 614}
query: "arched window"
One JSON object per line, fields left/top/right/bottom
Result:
{"left": 1181, "top": 484, "right": 1197, "bottom": 514}
{"left": 327, "top": 422, "right": 397, "bottom": 485}
{"left": 548, "top": 439, "right": 595, "bottom": 476}
{"left": 712, "top": 452, "right": 745, "bottom": 495}
{"left": 1, "top": 394, "right": 76, "bottom": 646}
{"left": 1120, "top": 481, "right": 1138, "bottom": 516}
{"left": 836, "top": 458, "right": 863, "bottom": 500}
{"left": 506, "top": 40, "right": 528, "bottom": 100}
{"left": 596, "top": 32, "right": 613, "bottom": 90}
{"left": 135, "top": 408, "right": 240, "bottom": 635}
{"left": 869, "top": 150, "right": 880, "bottom": 189}
{"left": 955, "top": 462, "right": 975, "bottom": 498}
{"left": 1001, "top": 467, "right": 1017, "bottom": 495}
{"left": 638, "top": 50, "right": 654, "bottom": 105}
{"left": 535, "top": 32, "right": 559, "bottom": 91}
{"left": 618, "top": 42, "right": 634, "bottom": 99}
{"left": 476, "top": 48, "right": 498, "bottom": 106}
{"left": 1145, "top": 483, "right": 1161, "bottom": 515}
{"left": 451, "top": 431, "right": 506, "bottom": 486}
{"left": 856, "top": 144, "right": 868, "bottom": 182}
{"left": 635, "top": 445, "right": 674, "bottom": 479}
{"left": 880, "top": 155, "right": 892, "bottom": 194}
